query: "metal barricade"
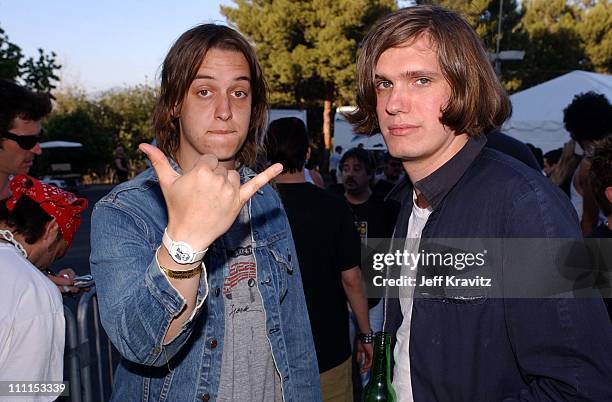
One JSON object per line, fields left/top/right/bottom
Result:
{"left": 63, "top": 288, "right": 117, "bottom": 402}
{"left": 76, "top": 288, "right": 116, "bottom": 402}
{"left": 63, "top": 305, "right": 82, "bottom": 402}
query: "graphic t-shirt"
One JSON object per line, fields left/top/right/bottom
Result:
{"left": 348, "top": 196, "right": 400, "bottom": 308}
{"left": 216, "top": 206, "right": 283, "bottom": 402}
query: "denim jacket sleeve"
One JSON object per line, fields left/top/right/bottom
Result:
{"left": 90, "top": 200, "right": 208, "bottom": 367}
{"left": 502, "top": 189, "right": 612, "bottom": 401}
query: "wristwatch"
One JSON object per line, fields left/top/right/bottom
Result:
{"left": 162, "top": 228, "right": 207, "bottom": 264}
{"left": 357, "top": 330, "right": 374, "bottom": 344}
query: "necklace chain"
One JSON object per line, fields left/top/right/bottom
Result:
{"left": 0, "top": 229, "right": 28, "bottom": 258}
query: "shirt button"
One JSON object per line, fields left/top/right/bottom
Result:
{"left": 210, "top": 339, "right": 218, "bottom": 349}
{"left": 201, "top": 394, "right": 210, "bottom": 401}
{"left": 215, "top": 287, "right": 220, "bottom": 297}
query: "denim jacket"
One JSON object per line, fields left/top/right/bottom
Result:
{"left": 90, "top": 164, "right": 322, "bottom": 402}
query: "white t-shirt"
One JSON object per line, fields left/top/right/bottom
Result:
{"left": 392, "top": 191, "right": 432, "bottom": 402}
{"left": 0, "top": 243, "right": 65, "bottom": 401}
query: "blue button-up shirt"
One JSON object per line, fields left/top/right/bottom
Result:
{"left": 383, "top": 136, "right": 612, "bottom": 401}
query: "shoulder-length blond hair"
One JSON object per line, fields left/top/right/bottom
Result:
{"left": 347, "top": 5, "right": 511, "bottom": 137}
{"left": 152, "top": 24, "right": 268, "bottom": 168}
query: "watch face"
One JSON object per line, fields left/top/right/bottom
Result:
{"left": 171, "top": 243, "right": 193, "bottom": 263}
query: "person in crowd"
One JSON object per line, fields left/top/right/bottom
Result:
{"left": 114, "top": 146, "right": 130, "bottom": 183}
{"left": 525, "top": 143, "right": 544, "bottom": 170}
{"left": 347, "top": 5, "right": 612, "bottom": 400}
{"left": 0, "top": 80, "right": 49, "bottom": 198}
{"left": 0, "top": 174, "right": 87, "bottom": 392}
{"left": 588, "top": 136, "right": 612, "bottom": 238}
{"left": 373, "top": 152, "right": 403, "bottom": 199}
{"left": 90, "top": 24, "right": 321, "bottom": 402}
{"left": 543, "top": 148, "right": 562, "bottom": 177}
{"left": 266, "top": 117, "right": 372, "bottom": 402}
{"left": 0, "top": 79, "right": 79, "bottom": 294}
{"left": 586, "top": 136, "right": 612, "bottom": 321}
{"left": 485, "top": 130, "right": 541, "bottom": 171}
{"left": 550, "top": 139, "right": 582, "bottom": 196}
{"left": 563, "top": 91, "right": 612, "bottom": 234}
{"left": 304, "top": 149, "right": 326, "bottom": 188}
{"left": 339, "top": 147, "right": 398, "bottom": 388}
{"left": 330, "top": 145, "right": 343, "bottom": 184}
{"left": 341, "top": 148, "right": 399, "bottom": 249}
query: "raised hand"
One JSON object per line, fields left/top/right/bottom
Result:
{"left": 139, "top": 143, "right": 282, "bottom": 251}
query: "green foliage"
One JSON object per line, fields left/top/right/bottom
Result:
{"left": 417, "top": 0, "right": 523, "bottom": 52}
{"left": 21, "top": 49, "right": 61, "bottom": 93}
{"left": 40, "top": 106, "right": 116, "bottom": 178}
{"left": 576, "top": 0, "right": 612, "bottom": 72}
{"left": 419, "top": 0, "right": 610, "bottom": 92}
{"left": 221, "top": 0, "right": 396, "bottom": 148}
{"left": 221, "top": 1, "right": 396, "bottom": 104}
{"left": 0, "top": 27, "right": 22, "bottom": 80}
{"left": 516, "top": 0, "right": 587, "bottom": 88}
{"left": 0, "top": 24, "right": 61, "bottom": 93}
{"left": 40, "top": 85, "right": 158, "bottom": 180}
{"left": 98, "top": 85, "right": 159, "bottom": 150}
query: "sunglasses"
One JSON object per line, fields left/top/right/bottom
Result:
{"left": 1, "top": 130, "right": 43, "bottom": 150}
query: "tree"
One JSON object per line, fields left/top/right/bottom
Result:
{"left": 42, "top": 85, "right": 159, "bottom": 181}
{"left": 42, "top": 99, "right": 117, "bottom": 179}
{"left": 20, "top": 49, "right": 61, "bottom": 93}
{"left": 0, "top": 27, "right": 22, "bottom": 80}
{"left": 0, "top": 24, "right": 61, "bottom": 93}
{"left": 417, "top": 0, "right": 525, "bottom": 90}
{"left": 576, "top": 0, "right": 612, "bottom": 73}
{"left": 517, "top": 0, "right": 587, "bottom": 89}
{"left": 417, "top": 0, "right": 523, "bottom": 51}
{"left": 221, "top": 0, "right": 396, "bottom": 150}
{"left": 98, "top": 84, "right": 158, "bottom": 164}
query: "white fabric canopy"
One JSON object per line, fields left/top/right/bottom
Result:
{"left": 503, "top": 70, "right": 612, "bottom": 153}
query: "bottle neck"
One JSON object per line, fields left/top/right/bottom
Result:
{"left": 371, "top": 332, "right": 392, "bottom": 382}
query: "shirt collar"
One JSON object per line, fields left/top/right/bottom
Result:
{"left": 387, "top": 135, "right": 487, "bottom": 209}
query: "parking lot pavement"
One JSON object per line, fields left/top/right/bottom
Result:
{"left": 49, "top": 184, "right": 115, "bottom": 277}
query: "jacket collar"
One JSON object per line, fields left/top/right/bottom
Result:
{"left": 387, "top": 135, "right": 487, "bottom": 209}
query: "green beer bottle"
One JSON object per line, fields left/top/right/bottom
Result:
{"left": 363, "top": 332, "right": 397, "bottom": 402}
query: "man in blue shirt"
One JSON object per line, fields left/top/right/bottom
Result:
{"left": 347, "top": 5, "right": 612, "bottom": 400}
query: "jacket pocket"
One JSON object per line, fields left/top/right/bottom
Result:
{"left": 268, "top": 240, "right": 294, "bottom": 303}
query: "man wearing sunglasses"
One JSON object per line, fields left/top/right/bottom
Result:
{"left": 0, "top": 79, "right": 51, "bottom": 200}
{"left": 0, "top": 80, "right": 81, "bottom": 295}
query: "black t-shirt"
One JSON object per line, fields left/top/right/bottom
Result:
{"left": 276, "top": 183, "right": 361, "bottom": 373}
{"left": 347, "top": 196, "right": 400, "bottom": 308}
{"left": 372, "top": 179, "right": 396, "bottom": 201}
{"left": 588, "top": 223, "right": 612, "bottom": 238}
{"left": 347, "top": 196, "right": 399, "bottom": 241}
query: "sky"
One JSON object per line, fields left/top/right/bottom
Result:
{"left": 1, "top": 0, "right": 233, "bottom": 93}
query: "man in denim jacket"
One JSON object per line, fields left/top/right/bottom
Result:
{"left": 90, "top": 25, "right": 322, "bottom": 402}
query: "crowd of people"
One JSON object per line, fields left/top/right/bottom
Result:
{"left": 1, "top": 3, "right": 611, "bottom": 402}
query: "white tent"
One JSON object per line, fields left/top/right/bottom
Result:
{"left": 503, "top": 70, "right": 612, "bottom": 153}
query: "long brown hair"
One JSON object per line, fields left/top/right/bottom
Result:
{"left": 152, "top": 24, "right": 268, "bottom": 168}
{"left": 347, "top": 5, "right": 511, "bottom": 137}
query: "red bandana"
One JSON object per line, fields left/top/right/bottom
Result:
{"left": 6, "top": 174, "right": 88, "bottom": 246}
